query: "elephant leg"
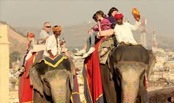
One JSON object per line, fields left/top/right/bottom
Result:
{"left": 100, "top": 64, "right": 117, "bottom": 103}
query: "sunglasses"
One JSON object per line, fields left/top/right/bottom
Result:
{"left": 45, "top": 26, "right": 51, "bottom": 28}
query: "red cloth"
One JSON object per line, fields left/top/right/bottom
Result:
{"left": 71, "top": 74, "right": 81, "bottom": 103}
{"left": 19, "top": 53, "right": 36, "bottom": 103}
{"left": 84, "top": 38, "right": 104, "bottom": 102}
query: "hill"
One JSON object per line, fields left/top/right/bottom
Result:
{"left": 13, "top": 22, "right": 174, "bottom": 51}
{"left": 14, "top": 22, "right": 95, "bottom": 50}
{"left": 0, "top": 22, "right": 28, "bottom": 59}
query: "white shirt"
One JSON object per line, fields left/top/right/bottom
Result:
{"left": 44, "top": 34, "right": 61, "bottom": 57}
{"left": 114, "top": 21, "right": 141, "bottom": 45}
{"left": 39, "top": 29, "right": 50, "bottom": 42}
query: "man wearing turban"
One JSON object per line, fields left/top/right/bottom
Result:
{"left": 42, "top": 25, "right": 81, "bottom": 102}
{"left": 44, "top": 25, "right": 62, "bottom": 58}
{"left": 114, "top": 13, "right": 141, "bottom": 45}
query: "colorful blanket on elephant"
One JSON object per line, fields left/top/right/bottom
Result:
{"left": 83, "top": 37, "right": 105, "bottom": 103}
{"left": 43, "top": 54, "right": 68, "bottom": 68}
{"left": 19, "top": 53, "right": 36, "bottom": 103}
{"left": 71, "top": 74, "right": 81, "bottom": 103}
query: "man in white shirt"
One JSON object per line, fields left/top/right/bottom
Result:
{"left": 39, "top": 22, "right": 52, "bottom": 44}
{"left": 44, "top": 25, "right": 77, "bottom": 75}
{"left": 114, "top": 13, "right": 141, "bottom": 45}
{"left": 44, "top": 25, "right": 62, "bottom": 58}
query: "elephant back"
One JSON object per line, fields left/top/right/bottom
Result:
{"left": 34, "top": 54, "right": 71, "bottom": 75}
{"left": 111, "top": 44, "right": 149, "bottom": 64}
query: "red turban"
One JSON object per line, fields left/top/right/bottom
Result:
{"left": 27, "top": 32, "right": 35, "bottom": 38}
{"left": 114, "top": 13, "right": 124, "bottom": 20}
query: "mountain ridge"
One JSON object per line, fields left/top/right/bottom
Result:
{"left": 0, "top": 21, "right": 28, "bottom": 57}
{"left": 14, "top": 23, "right": 174, "bottom": 51}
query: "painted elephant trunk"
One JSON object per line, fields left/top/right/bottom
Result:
{"left": 116, "top": 61, "right": 147, "bottom": 103}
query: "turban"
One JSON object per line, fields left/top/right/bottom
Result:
{"left": 27, "top": 32, "right": 35, "bottom": 38}
{"left": 114, "top": 13, "right": 124, "bottom": 20}
{"left": 52, "top": 25, "right": 62, "bottom": 32}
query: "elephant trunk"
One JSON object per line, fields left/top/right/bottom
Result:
{"left": 44, "top": 70, "right": 71, "bottom": 103}
{"left": 116, "top": 61, "right": 147, "bottom": 103}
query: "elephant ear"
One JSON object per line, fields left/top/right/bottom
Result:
{"left": 30, "top": 64, "right": 44, "bottom": 96}
{"left": 146, "top": 50, "right": 156, "bottom": 79}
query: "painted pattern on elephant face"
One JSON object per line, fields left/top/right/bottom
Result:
{"left": 116, "top": 61, "right": 147, "bottom": 103}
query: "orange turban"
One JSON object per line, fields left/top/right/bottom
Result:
{"left": 52, "top": 25, "right": 62, "bottom": 32}
{"left": 114, "top": 13, "right": 124, "bottom": 20}
{"left": 27, "top": 32, "right": 35, "bottom": 38}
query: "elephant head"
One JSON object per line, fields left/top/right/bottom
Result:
{"left": 30, "top": 56, "right": 73, "bottom": 103}
{"left": 108, "top": 45, "right": 152, "bottom": 103}
{"left": 116, "top": 61, "right": 147, "bottom": 103}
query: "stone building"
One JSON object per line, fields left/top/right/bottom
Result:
{"left": 0, "top": 24, "right": 10, "bottom": 103}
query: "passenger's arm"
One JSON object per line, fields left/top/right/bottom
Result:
{"left": 47, "top": 50, "right": 54, "bottom": 58}
{"left": 126, "top": 21, "right": 141, "bottom": 31}
{"left": 99, "top": 29, "right": 114, "bottom": 37}
{"left": 114, "top": 27, "right": 122, "bottom": 43}
{"left": 45, "top": 37, "right": 54, "bottom": 58}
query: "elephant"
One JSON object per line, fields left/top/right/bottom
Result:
{"left": 29, "top": 54, "right": 79, "bottom": 103}
{"left": 148, "top": 87, "right": 174, "bottom": 103}
{"left": 106, "top": 44, "right": 156, "bottom": 103}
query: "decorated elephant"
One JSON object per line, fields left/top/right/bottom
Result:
{"left": 107, "top": 44, "right": 155, "bottom": 103}
{"left": 29, "top": 54, "right": 80, "bottom": 103}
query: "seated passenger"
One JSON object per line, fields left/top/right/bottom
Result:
{"left": 114, "top": 13, "right": 141, "bottom": 45}
{"left": 38, "top": 22, "right": 52, "bottom": 44}
{"left": 44, "top": 25, "right": 62, "bottom": 58}
{"left": 75, "top": 10, "right": 113, "bottom": 58}
{"left": 15, "top": 32, "right": 36, "bottom": 103}
{"left": 15, "top": 32, "right": 35, "bottom": 77}
{"left": 45, "top": 25, "right": 77, "bottom": 75}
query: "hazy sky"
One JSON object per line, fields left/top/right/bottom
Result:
{"left": 0, "top": 0, "right": 174, "bottom": 35}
